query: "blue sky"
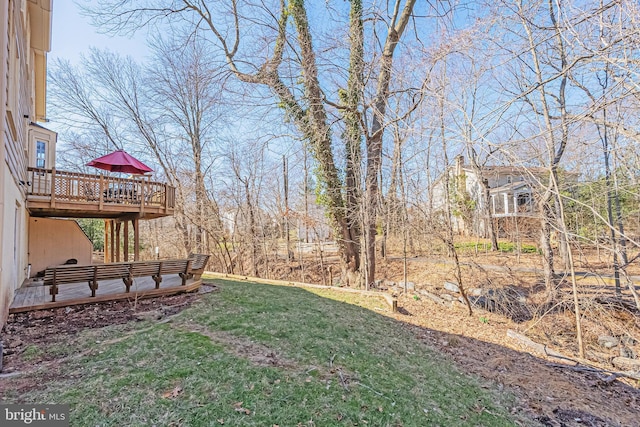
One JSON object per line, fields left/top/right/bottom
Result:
{"left": 50, "top": 0, "right": 148, "bottom": 63}
{"left": 47, "top": 0, "right": 150, "bottom": 138}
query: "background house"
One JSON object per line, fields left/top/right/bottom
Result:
{"left": 431, "top": 156, "right": 547, "bottom": 237}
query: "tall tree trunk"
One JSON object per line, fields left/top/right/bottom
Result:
{"left": 194, "top": 145, "right": 205, "bottom": 253}
{"left": 364, "top": 0, "right": 417, "bottom": 288}
{"left": 342, "top": 0, "right": 365, "bottom": 281}
{"left": 288, "top": 1, "right": 360, "bottom": 283}
{"left": 283, "top": 155, "right": 292, "bottom": 262}
{"left": 555, "top": 192, "right": 571, "bottom": 269}
{"left": 243, "top": 180, "right": 259, "bottom": 277}
{"left": 601, "top": 113, "right": 622, "bottom": 295}
{"left": 384, "top": 126, "right": 404, "bottom": 254}
{"left": 438, "top": 81, "right": 473, "bottom": 315}
{"left": 540, "top": 195, "right": 556, "bottom": 295}
{"left": 519, "top": 0, "right": 569, "bottom": 295}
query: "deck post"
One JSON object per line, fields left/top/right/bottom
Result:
{"left": 50, "top": 168, "right": 56, "bottom": 208}
{"left": 110, "top": 220, "right": 115, "bottom": 263}
{"left": 115, "top": 222, "right": 121, "bottom": 262}
{"left": 123, "top": 220, "right": 129, "bottom": 262}
{"left": 104, "top": 220, "right": 110, "bottom": 263}
{"left": 99, "top": 174, "right": 104, "bottom": 210}
{"left": 133, "top": 218, "right": 140, "bottom": 261}
{"left": 164, "top": 184, "right": 169, "bottom": 211}
{"left": 140, "top": 177, "right": 146, "bottom": 215}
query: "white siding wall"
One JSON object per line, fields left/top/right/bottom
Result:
{"left": 0, "top": 0, "right": 45, "bottom": 325}
{"left": 0, "top": 166, "right": 28, "bottom": 323}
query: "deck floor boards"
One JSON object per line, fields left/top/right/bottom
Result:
{"left": 9, "top": 275, "right": 200, "bottom": 313}
{"left": 11, "top": 287, "right": 28, "bottom": 307}
{"left": 24, "top": 286, "right": 41, "bottom": 308}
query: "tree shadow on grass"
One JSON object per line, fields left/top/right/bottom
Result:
{"left": 287, "top": 284, "right": 639, "bottom": 427}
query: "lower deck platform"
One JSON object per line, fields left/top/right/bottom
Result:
{"left": 9, "top": 275, "right": 201, "bottom": 313}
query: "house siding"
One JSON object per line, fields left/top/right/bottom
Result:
{"left": 0, "top": 166, "right": 28, "bottom": 324}
{"left": 28, "top": 218, "right": 93, "bottom": 277}
{"left": 0, "top": 0, "right": 9, "bottom": 327}
{"left": 5, "top": 0, "right": 29, "bottom": 191}
{"left": 0, "top": 0, "right": 50, "bottom": 326}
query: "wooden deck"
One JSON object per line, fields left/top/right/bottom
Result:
{"left": 9, "top": 274, "right": 201, "bottom": 313}
{"left": 26, "top": 167, "right": 175, "bottom": 219}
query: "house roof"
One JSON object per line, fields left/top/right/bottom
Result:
{"left": 29, "top": 122, "right": 56, "bottom": 132}
{"left": 460, "top": 164, "right": 548, "bottom": 177}
{"left": 430, "top": 162, "right": 547, "bottom": 189}
{"left": 489, "top": 181, "right": 530, "bottom": 194}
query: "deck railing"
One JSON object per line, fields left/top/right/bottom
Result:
{"left": 27, "top": 167, "right": 176, "bottom": 212}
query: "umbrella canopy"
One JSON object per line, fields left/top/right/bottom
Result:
{"left": 86, "top": 149, "right": 153, "bottom": 175}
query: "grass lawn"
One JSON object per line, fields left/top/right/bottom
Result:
{"left": 4, "top": 279, "right": 531, "bottom": 426}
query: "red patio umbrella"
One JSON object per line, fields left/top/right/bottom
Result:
{"left": 86, "top": 149, "right": 153, "bottom": 175}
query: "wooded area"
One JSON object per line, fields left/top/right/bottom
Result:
{"left": 49, "top": 1, "right": 640, "bottom": 361}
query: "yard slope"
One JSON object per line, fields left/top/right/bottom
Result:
{"left": 2, "top": 280, "right": 532, "bottom": 426}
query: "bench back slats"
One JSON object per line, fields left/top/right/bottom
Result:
{"left": 187, "top": 253, "right": 210, "bottom": 273}
{"left": 95, "top": 263, "right": 130, "bottom": 281}
{"left": 158, "top": 259, "right": 190, "bottom": 275}
{"left": 43, "top": 258, "right": 198, "bottom": 286}
{"left": 43, "top": 265, "right": 96, "bottom": 286}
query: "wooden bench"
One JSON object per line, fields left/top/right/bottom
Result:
{"left": 44, "top": 263, "right": 129, "bottom": 302}
{"left": 127, "top": 259, "right": 192, "bottom": 290}
{"left": 43, "top": 258, "right": 194, "bottom": 302}
{"left": 187, "top": 253, "right": 210, "bottom": 279}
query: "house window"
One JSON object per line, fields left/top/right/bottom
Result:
{"left": 493, "top": 194, "right": 505, "bottom": 214}
{"left": 506, "top": 175, "right": 512, "bottom": 184}
{"left": 36, "top": 141, "right": 46, "bottom": 168}
{"left": 29, "top": 124, "right": 57, "bottom": 169}
{"left": 517, "top": 193, "right": 531, "bottom": 212}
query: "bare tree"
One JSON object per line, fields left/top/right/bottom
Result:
{"left": 85, "top": 0, "right": 423, "bottom": 287}
{"left": 49, "top": 40, "right": 226, "bottom": 258}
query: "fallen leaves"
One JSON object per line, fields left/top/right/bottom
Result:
{"left": 233, "top": 401, "right": 252, "bottom": 415}
{"left": 161, "top": 385, "right": 183, "bottom": 399}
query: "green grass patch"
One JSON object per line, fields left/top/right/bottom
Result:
{"left": 7, "top": 280, "right": 529, "bottom": 426}
{"left": 454, "top": 241, "right": 539, "bottom": 254}
{"left": 20, "top": 344, "right": 44, "bottom": 361}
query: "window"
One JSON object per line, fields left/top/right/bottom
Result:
{"left": 36, "top": 141, "right": 46, "bottom": 168}
{"left": 29, "top": 124, "right": 57, "bottom": 168}
{"left": 517, "top": 193, "right": 531, "bottom": 212}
